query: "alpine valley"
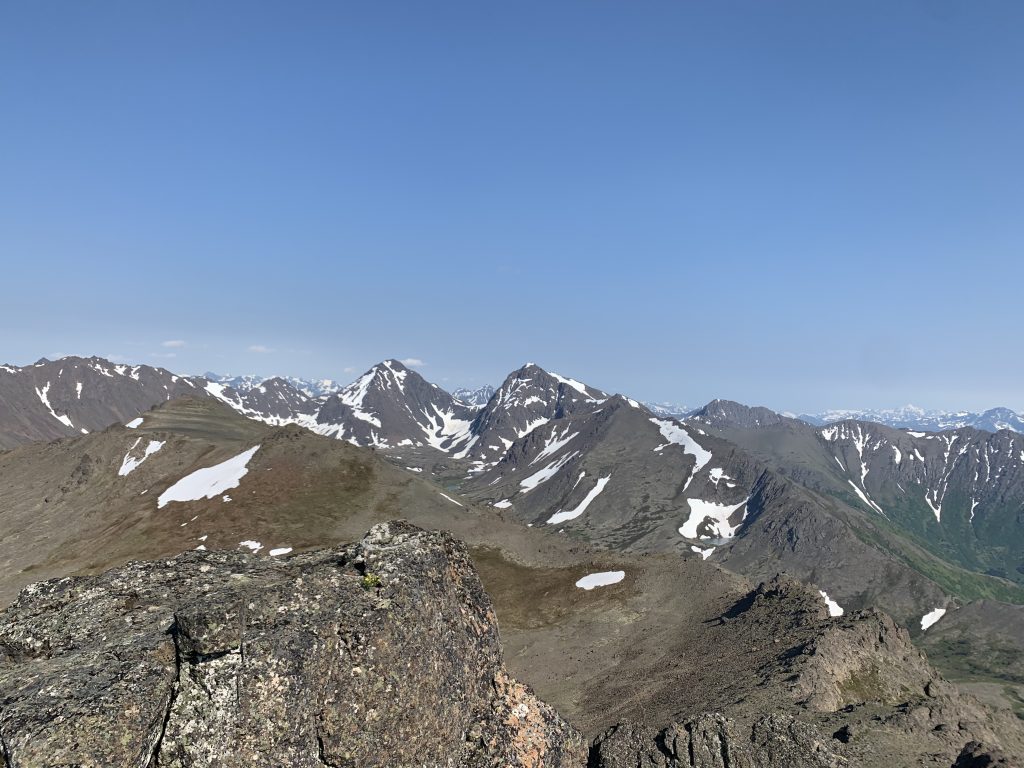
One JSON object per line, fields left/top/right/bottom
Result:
{"left": 1, "top": 354, "right": 1022, "bottom": 766}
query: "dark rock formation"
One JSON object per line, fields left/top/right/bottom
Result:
{"left": 0, "top": 521, "right": 585, "bottom": 767}
{"left": 590, "top": 712, "right": 844, "bottom": 768}
{"left": 952, "top": 741, "right": 1012, "bottom": 767}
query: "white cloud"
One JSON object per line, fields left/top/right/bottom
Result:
{"left": 151, "top": 352, "right": 177, "bottom": 359}
{"left": 343, "top": 366, "right": 356, "bottom": 373}
{"left": 248, "top": 345, "right": 274, "bottom": 354}
{"left": 400, "top": 358, "right": 425, "bottom": 367}
{"left": 162, "top": 340, "right": 186, "bottom": 348}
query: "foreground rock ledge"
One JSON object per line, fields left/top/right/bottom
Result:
{"left": 0, "top": 521, "right": 585, "bottom": 767}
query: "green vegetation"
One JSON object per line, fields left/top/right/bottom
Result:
{"left": 846, "top": 518, "right": 1024, "bottom": 605}
{"left": 838, "top": 666, "right": 886, "bottom": 704}
{"left": 925, "top": 637, "right": 1024, "bottom": 686}
{"left": 360, "top": 573, "right": 382, "bottom": 590}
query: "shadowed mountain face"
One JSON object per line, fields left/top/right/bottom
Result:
{"left": 0, "top": 357, "right": 208, "bottom": 448}
{"left": 694, "top": 411, "right": 1024, "bottom": 590}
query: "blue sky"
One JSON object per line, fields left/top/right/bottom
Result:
{"left": 1, "top": 2, "right": 1021, "bottom": 412}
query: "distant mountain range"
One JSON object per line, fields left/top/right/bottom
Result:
{"left": 194, "top": 370, "right": 1024, "bottom": 436}
{"left": 797, "top": 405, "right": 1024, "bottom": 433}
{"left": 205, "top": 371, "right": 342, "bottom": 398}
{"left": 451, "top": 384, "right": 495, "bottom": 406}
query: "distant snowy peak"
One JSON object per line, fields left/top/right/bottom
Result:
{"left": 643, "top": 402, "right": 692, "bottom": 419}
{"left": 281, "top": 376, "right": 341, "bottom": 398}
{"left": 204, "top": 373, "right": 263, "bottom": 393}
{"left": 452, "top": 385, "right": 496, "bottom": 407}
{"left": 800, "top": 405, "right": 1024, "bottom": 434}
{"left": 206, "top": 372, "right": 341, "bottom": 398}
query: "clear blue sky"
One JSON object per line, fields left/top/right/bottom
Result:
{"left": 2, "top": 2, "right": 1021, "bottom": 412}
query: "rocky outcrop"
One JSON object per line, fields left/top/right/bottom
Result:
{"left": 788, "top": 608, "right": 935, "bottom": 711}
{"left": 590, "top": 712, "right": 844, "bottom": 768}
{"left": 0, "top": 521, "right": 585, "bottom": 767}
{"left": 952, "top": 741, "right": 1012, "bottom": 767}
{"left": 2, "top": 525, "right": 1020, "bottom": 768}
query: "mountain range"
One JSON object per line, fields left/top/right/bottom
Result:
{"left": 798, "top": 405, "right": 1024, "bottom": 434}
{"left": 2, "top": 353, "right": 1024, "bottom": 752}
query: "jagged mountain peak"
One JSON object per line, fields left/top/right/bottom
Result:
{"left": 340, "top": 359, "right": 427, "bottom": 400}
{"left": 312, "top": 360, "right": 475, "bottom": 451}
{"left": 496, "top": 363, "right": 606, "bottom": 400}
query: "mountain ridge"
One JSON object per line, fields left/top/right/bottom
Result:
{"left": 3, "top": 352, "right": 1023, "bottom": 715}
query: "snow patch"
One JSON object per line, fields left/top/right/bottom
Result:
{"left": 516, "top": 416, "right": 551, "bottom": 438}
{"left": 651, "top": 418, "right": 712, "bottom": 490}
{"left": 575, "top": 571, "right": 625, "bottom": 590}
{"left": 530, "top": 426, "right": 578, "bottom": 465}
{"left": 819, "top": 590, "right": 844, "bottom": 617}
{"left": 519, "top": 452, "right": 578, "bottom": 492}
{"left": 35, "top": 383, "right": 74, "bottom": 428}
{"left": 269, "top": 547, "right": 292, "bottom": 557}
{"left": 550, "top": 372, "right": 589, "bottom": 396}
{"left": 118, "top": 439, "right": 165, "bottom": 476}
{"left": 847, "top": 480, "right": 887, "bottom": 517}
{"left": 708, "top": 467, "right": 734, "bottom": 487}
{"left": 920, "top": 608, "right": 946, "bottom": 631}
{"left": 157, "top": 446, "right": 260, "bottom": 508}
{"left": 547, "top": 475, "right": 611, "bottom": 525}
{"left": 690, "top": 545, "right": 715, "bottom": 560}
{"left": 125, "top": 417, "right": 145, "bottom": 429}
{"left": 439, "top": 492, "right": 464, "bottom": 507}
{"left": 679, "top": 497, "right": 749, "bottom": 539}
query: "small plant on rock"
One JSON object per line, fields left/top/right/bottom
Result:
{"left": 360, "top": 573, "right": 382, "bottom": 590}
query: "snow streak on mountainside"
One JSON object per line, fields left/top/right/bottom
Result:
{"left": 818, "top": 420, "right": 1024, "bottom": 544}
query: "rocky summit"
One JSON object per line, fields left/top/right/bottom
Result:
{"left": 2, "top": 521, "right": 1018, "bottom": 767}
{"left": 0, "top": 522, "right": 584, "bottom": 767}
